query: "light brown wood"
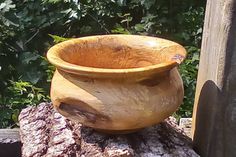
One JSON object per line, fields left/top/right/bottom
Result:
{"left": 191, "top": 0, "right": 236, "bottom": 156}
{"left": 47, "top": 35, "right": 187, "bottom": 133}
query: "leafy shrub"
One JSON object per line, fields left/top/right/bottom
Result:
{"left": 0, "top": 0, "right": 206, "bottom": 128}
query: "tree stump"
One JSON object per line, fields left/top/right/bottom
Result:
{"left": 19, "top": 103, "right": 199, "bottom": 157}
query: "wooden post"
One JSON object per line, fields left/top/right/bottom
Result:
{"left": 191, "top": 0, "right": 236, "bottom": 157}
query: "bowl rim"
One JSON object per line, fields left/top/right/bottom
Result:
{"left": 47, "top": 34, "right": 186, "bottom": 79}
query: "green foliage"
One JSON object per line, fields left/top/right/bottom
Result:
{"left": 178, "top": 46, "right": 200, "bottom": 118}
{"left": 7, "top": 81, "right": 48, "bottom": 105}
{"left": 0, "top": 80, "right": 48, "bottom": 128}
{"left": 0, "top": 0, "right": 80, "bottom": 128}
{"left": 0, "top": 0, "right": 206, "bottom": 128}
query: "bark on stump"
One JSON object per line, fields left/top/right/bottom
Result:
{"left": 19, "top": 102, "right": 199, "bottom": 157}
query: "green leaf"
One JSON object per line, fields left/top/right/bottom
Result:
{"left": 134, "top": 24, "right": 145, "bottom": 32}
{"left": 42, "top": 0, "right": 62, "bottom": 3}
{"left": 22, "top": 70, "right": 43, "bottom": 84}
{"left": 19, "top": 52, "right": 40, "bottom": 64}
{"left": 12, "top": 109, "right": 19, "bottom": 123}
{"left": 141, "top": 0, "right": 156, "bottom": 9}
{"left": 49, "top": 34, "right": 71, "bottom": 43}
{"left": 111, "top": 24, "right": 130, "bottom": 34}
{"left": 0, "top": 0, "right": 15, "bottom": 13}
{"left": 117, "top": 0, "right": 126, "bottom": 6}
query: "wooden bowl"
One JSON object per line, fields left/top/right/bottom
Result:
{"left": 47, "top": 35, "right": 186, "bottom": 133}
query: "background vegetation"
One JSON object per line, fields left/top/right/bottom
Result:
{"left": 0, "top": 0, "right": 206, "bottom": 128}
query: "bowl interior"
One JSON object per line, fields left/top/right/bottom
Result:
{"left": 55, "top": 35, "right": 186, "bottom": 69}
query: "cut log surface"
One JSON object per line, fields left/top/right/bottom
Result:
{"left": 19, "top": 103, "right": 199, "bottom": 157}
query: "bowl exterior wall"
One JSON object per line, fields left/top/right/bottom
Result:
{"left": 51, "top": 68, "right": 183, "bottom": 131}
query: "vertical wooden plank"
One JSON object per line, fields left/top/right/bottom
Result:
{"left": 191, "top": 0, "right": 236, "bottom": 157}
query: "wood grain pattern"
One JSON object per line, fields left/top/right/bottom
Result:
{"left": 47, "top": 35, "right": 186, "bottom": 80}
{"left": 47, "top": 35, "right": 187, "bottom": 133}
{"left": 191, "top": 0, "right": 236, "bottom": 156}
